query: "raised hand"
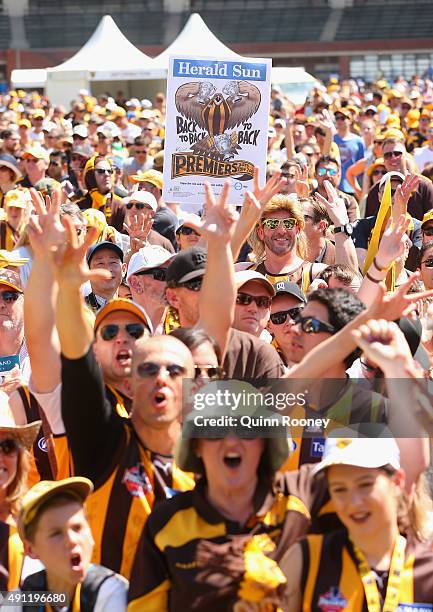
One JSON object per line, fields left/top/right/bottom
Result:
{"left": 394, "top": 173, "right": 419, "bottom": 218}
{"left": 367, "top": 273, "right": 433, "bottom": 321}
{"left": 123, "top": 212, "right": 153, "bottom": 253}
{"left": 294, "top": 164, "right": 309, "bottom": 199}
{"left": 253, "top": 165, "right": 284, "bottom": 207}
{"left": 317, "top": 109, "right": 336, "bottom": 135}
{"left": 50, "top": 217, "right": 111, "bottom": 289}
{"left": 352, "top": 319, "right": 413, "bottom": 372}
{"left": 28, "top": 187, "right": 66, "bottom": 257}
{"left": 375, "top": 214, "right": 411, "bottom": 269}
{"left": 187, "top": 181, "right": 239, "bottom": 244}
{"left": 315, "top": 179, "right": 349, "bottom": 226}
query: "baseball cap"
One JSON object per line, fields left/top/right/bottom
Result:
{"left": 367, "top": 158, "right": 386, "bottom": 177}
{"left": 127, "top": 245, "right": 174, "bottom": 281}
{"left": 72, "top": 124, "right": 89, "bottom": 139}
{"left": 0, "top": 268, "right": 23, "bottom": 292}
{"left": 94, "top": 297, "right": 152, "bottom": 334}
{"left": 123, "top": 191, "right": 157, "bottom": 212}
{"left": 334, "top": 107, "right": 351, "bottom": 119}
{"left": 4, "top": 189, "right": 30, "bottom": 209}
{"left": 364, "top": 105, "right": 378, "bottom": 113}
{"left": 378, "top": 171, "right": 405, "bottom": 190}
{"left": 166, "top": 247, "right": 207, "bottom": 286}
{"left": 129, "top": 169, "right": 163, "bottom": 190}
{"left": 18, "top": 119, "right": 31, "bottom": 129}
{"left": 72, "top": 144, "right": 93, "bottom": 159}
{"left": 235, "top": 270, "right": 275, "bottom": 296}
{"left": 421, "top": 210, "right": 433, "bottom": 228}
{"left": 22, "top": 147, "right": 49, "bottom": 162}
{"left": 272, "top": 280, "right": 306, "bottom": 303}
{"left": 176, "top": 213, "right": 201, "bottom": 232}
{"left": 32, "top": 110, "right": 45, "bottom": 119}
{"left": 311, "top": 433, "right": 400, "bottom": 476}
{"left": 86, "top": 241, "right": 123, "bottom": 266}
{"left": 18, "top": 477, "right": 93, "bottom": 540}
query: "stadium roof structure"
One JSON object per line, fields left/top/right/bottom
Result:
{"left": 149, "top": 13, "right": 241, "bottom": 77}
{"left": 48, "top": 14, "right": 155, "bottom": 79}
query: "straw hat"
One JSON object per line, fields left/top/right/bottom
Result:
{"left": 0, "top": 402, "right": 40, "bottom": 450}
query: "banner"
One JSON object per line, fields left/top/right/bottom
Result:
{"left": 163, "top": 55, "right": 272, "bottom": 211}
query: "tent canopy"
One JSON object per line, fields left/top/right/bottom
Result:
{"left": 48, "top": 15, "right": 155, "bottom": 80}
{"left": 149, "top": 13, "right": 241, "bottom": 76}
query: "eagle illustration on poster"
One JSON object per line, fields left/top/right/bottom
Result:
{"left": 175, "top": 80, "right": 261, "bottom": 161}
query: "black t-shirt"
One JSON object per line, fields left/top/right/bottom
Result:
{"left": 352, "top": 216, "right": 422, "bottom": 271}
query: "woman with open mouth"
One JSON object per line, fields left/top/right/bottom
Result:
{"left": 128, "top": 380, "right": 332, "bottom": 611}
{"left": 280, "top": 435, "right": 433, "bottom": 611}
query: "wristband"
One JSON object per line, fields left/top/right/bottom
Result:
{"left": 373, "top": 256, "right": 388, "bottom": 272}
{"left": 365, "top": 272, "right": 381, "bottom": 284}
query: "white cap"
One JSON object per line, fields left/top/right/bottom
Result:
{"left": 123, "top": 191, "right": 157, "bottom": 212}
{"left": 234, "top": 270, "right": 275, "bottom": 296}
{"left": 141, "top": 99, "right": 152, "bottom": 109}
{"left": 378, "top": 171, "right": 405, "bottom": 190}
{"left": 177, "top": 213, "right": 201, "bottom": 230}
{"left": 126, "top": 98, "right": 140, "bottom": 107}
{"left": 312, "top": 431, "right": 400, "bottom": 476}
{"left": 42, "top": 121, "right": 56, "bottom": 133}
{"left": 73, "top": 124, "right": 88, "bottom": 138}
{"left": 79, "top": 88, "right": 89, "bottom": 96}
{"left": 127, "top": 245, "right": 174, "bottom": 281}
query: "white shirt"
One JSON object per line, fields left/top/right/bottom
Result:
{"left": 414, "top": 145, "right": 433, "bottom": 171}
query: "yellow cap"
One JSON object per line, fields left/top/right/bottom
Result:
{"left": 128, "top": 169, "right": 163, "bottom": 190}
{"left": 0, "top": 268, "right": 23, "bottom": 292}
{"left": 32, "top": 110, "right": 45, "bottom": 119}
{"left": 367, "top": 158, "right": 386, "bottom": 177}
{"left": 4, "top": 189, "right": 30, "bottom": 209}
{"left": 18, "top": 119, "right": 31, "bottom": 129}
{"left": 94, "top": 298, "right": 152, "bottom": 334}
{"left": 386, "top": 114, "right": 401, "bottom": 128}
{"left": 19, "top": 477, "right": 93, "bottom": 539}
{"left": 422, "top": 210, "right": 433, "bottom": 228}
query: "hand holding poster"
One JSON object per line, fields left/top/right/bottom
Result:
{"left": 163, "top": 55, "right": 272, "bottom": 210}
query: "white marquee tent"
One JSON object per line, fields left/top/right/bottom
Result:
{"left": 148, "top": 13, "right": 241, "bottom": 78}
{"left": 45, "top": 15, "right": 157, "bottom": 105}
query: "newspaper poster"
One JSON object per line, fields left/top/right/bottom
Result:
{"left": 163, "top": 55, "right": 272, "bottom": 210}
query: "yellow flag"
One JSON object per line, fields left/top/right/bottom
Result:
{"left": 362, "top": 176, "right": 396, "bottom": 290}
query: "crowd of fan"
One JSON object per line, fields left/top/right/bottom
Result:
{"left": 0, "top": 77, "right": 429, "bottom": 609}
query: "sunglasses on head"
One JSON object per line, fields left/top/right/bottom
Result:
{"left": 136, "top": 362, "right": 186, "bottom": 378}
{"left": 0, "top": 439, "right": 20, "bottom": 455}
{"left": 261, "top": 218, "right": 297, "bottom": 231}
{"left": 194, "top": 365, "right": 225, "bottom": 380}
{"left": 0, "top": 291, "right": 21, "bottom": 304}
{"left": 99, "top": 323, "right": 146, "bottom": 341}
{"left": 176, "top": 278, "right": 203, "bottom": 291}
{"left": 294, "top": 314, "right": 335, "bottom": 334}
{"left": 317, "top": 167, "right": 338, "bottom": 177}
{"left": 422, "top": 257, "right": 433, "bottom": 268}
{"left": 270, "top": 306, "right": 304, "bottom": 325}
{"left": 95, "top": 168, "right": 114, "bottom": 175}
{"left": 383, "top": 151, "right": 403, "bottom": 159}
{"left": 178, "top": 226, "right": 199, "bottom": 236}
{"left": 236, "top": 293, "right": 272, "bottom": 308}
{"left": 137, "top": 267, "right": 166, "bottom": 281}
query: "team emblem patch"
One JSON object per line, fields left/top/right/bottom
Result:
{"left": 318, "top": 587, "right": 348, "bottom": 611}
{"left": 122, "top": 464, "right": 152, "bottom": 498}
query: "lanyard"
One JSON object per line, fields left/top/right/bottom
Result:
{"left": 351, "top": 535, "right": 406, "bottom": 612}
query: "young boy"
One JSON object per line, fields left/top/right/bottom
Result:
{"left": 14, "top": 477, "right": 127, "bottom": 611}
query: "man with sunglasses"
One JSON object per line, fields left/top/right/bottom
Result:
{"left": 365, "top": 137, "right": 433, "bottom": 220}
{"left": 0, "top": 269, "right": 28, "bottom": 394}
{"left": 313, "top": 155, "right": 359, "bottom": 223}
{"left": 18, "top": 148, "right": 49, "bottom": 189}
{"left": 421, "top": 210, "right": 433, "bottom": 245}
{"left": 127, "top": 245, "right": 174, "bottom": 333}
{"left": 418, "top": 240, "right": 433, "bottom": 290}
{"left": 122, "top": 136, "right": 154, "bottom": 186}
{"left": 84, "top": 242, "right": 125, "bottom": 313}
{"left": 175, "top": 215, "right": 201, "bottom": 251}
{"left": 353, "top": 171, "right": 422, "bottom": 273}
{"left": 75, "top": 155, "right": 122, "bottom": 223}
{"left": 282, "top": 287, "right": 387, "bottom": 469}
{"left": 52, "top": 224, "right": 195, "bottom": 578}
{"left": 233, "top": 270, "right": 275, "bottom": 338}
{"left": 117, "top": 191, "right": 174, "bottom": 253}
{"left": 267, "top": 280, "right": 306, "bottom": 368}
